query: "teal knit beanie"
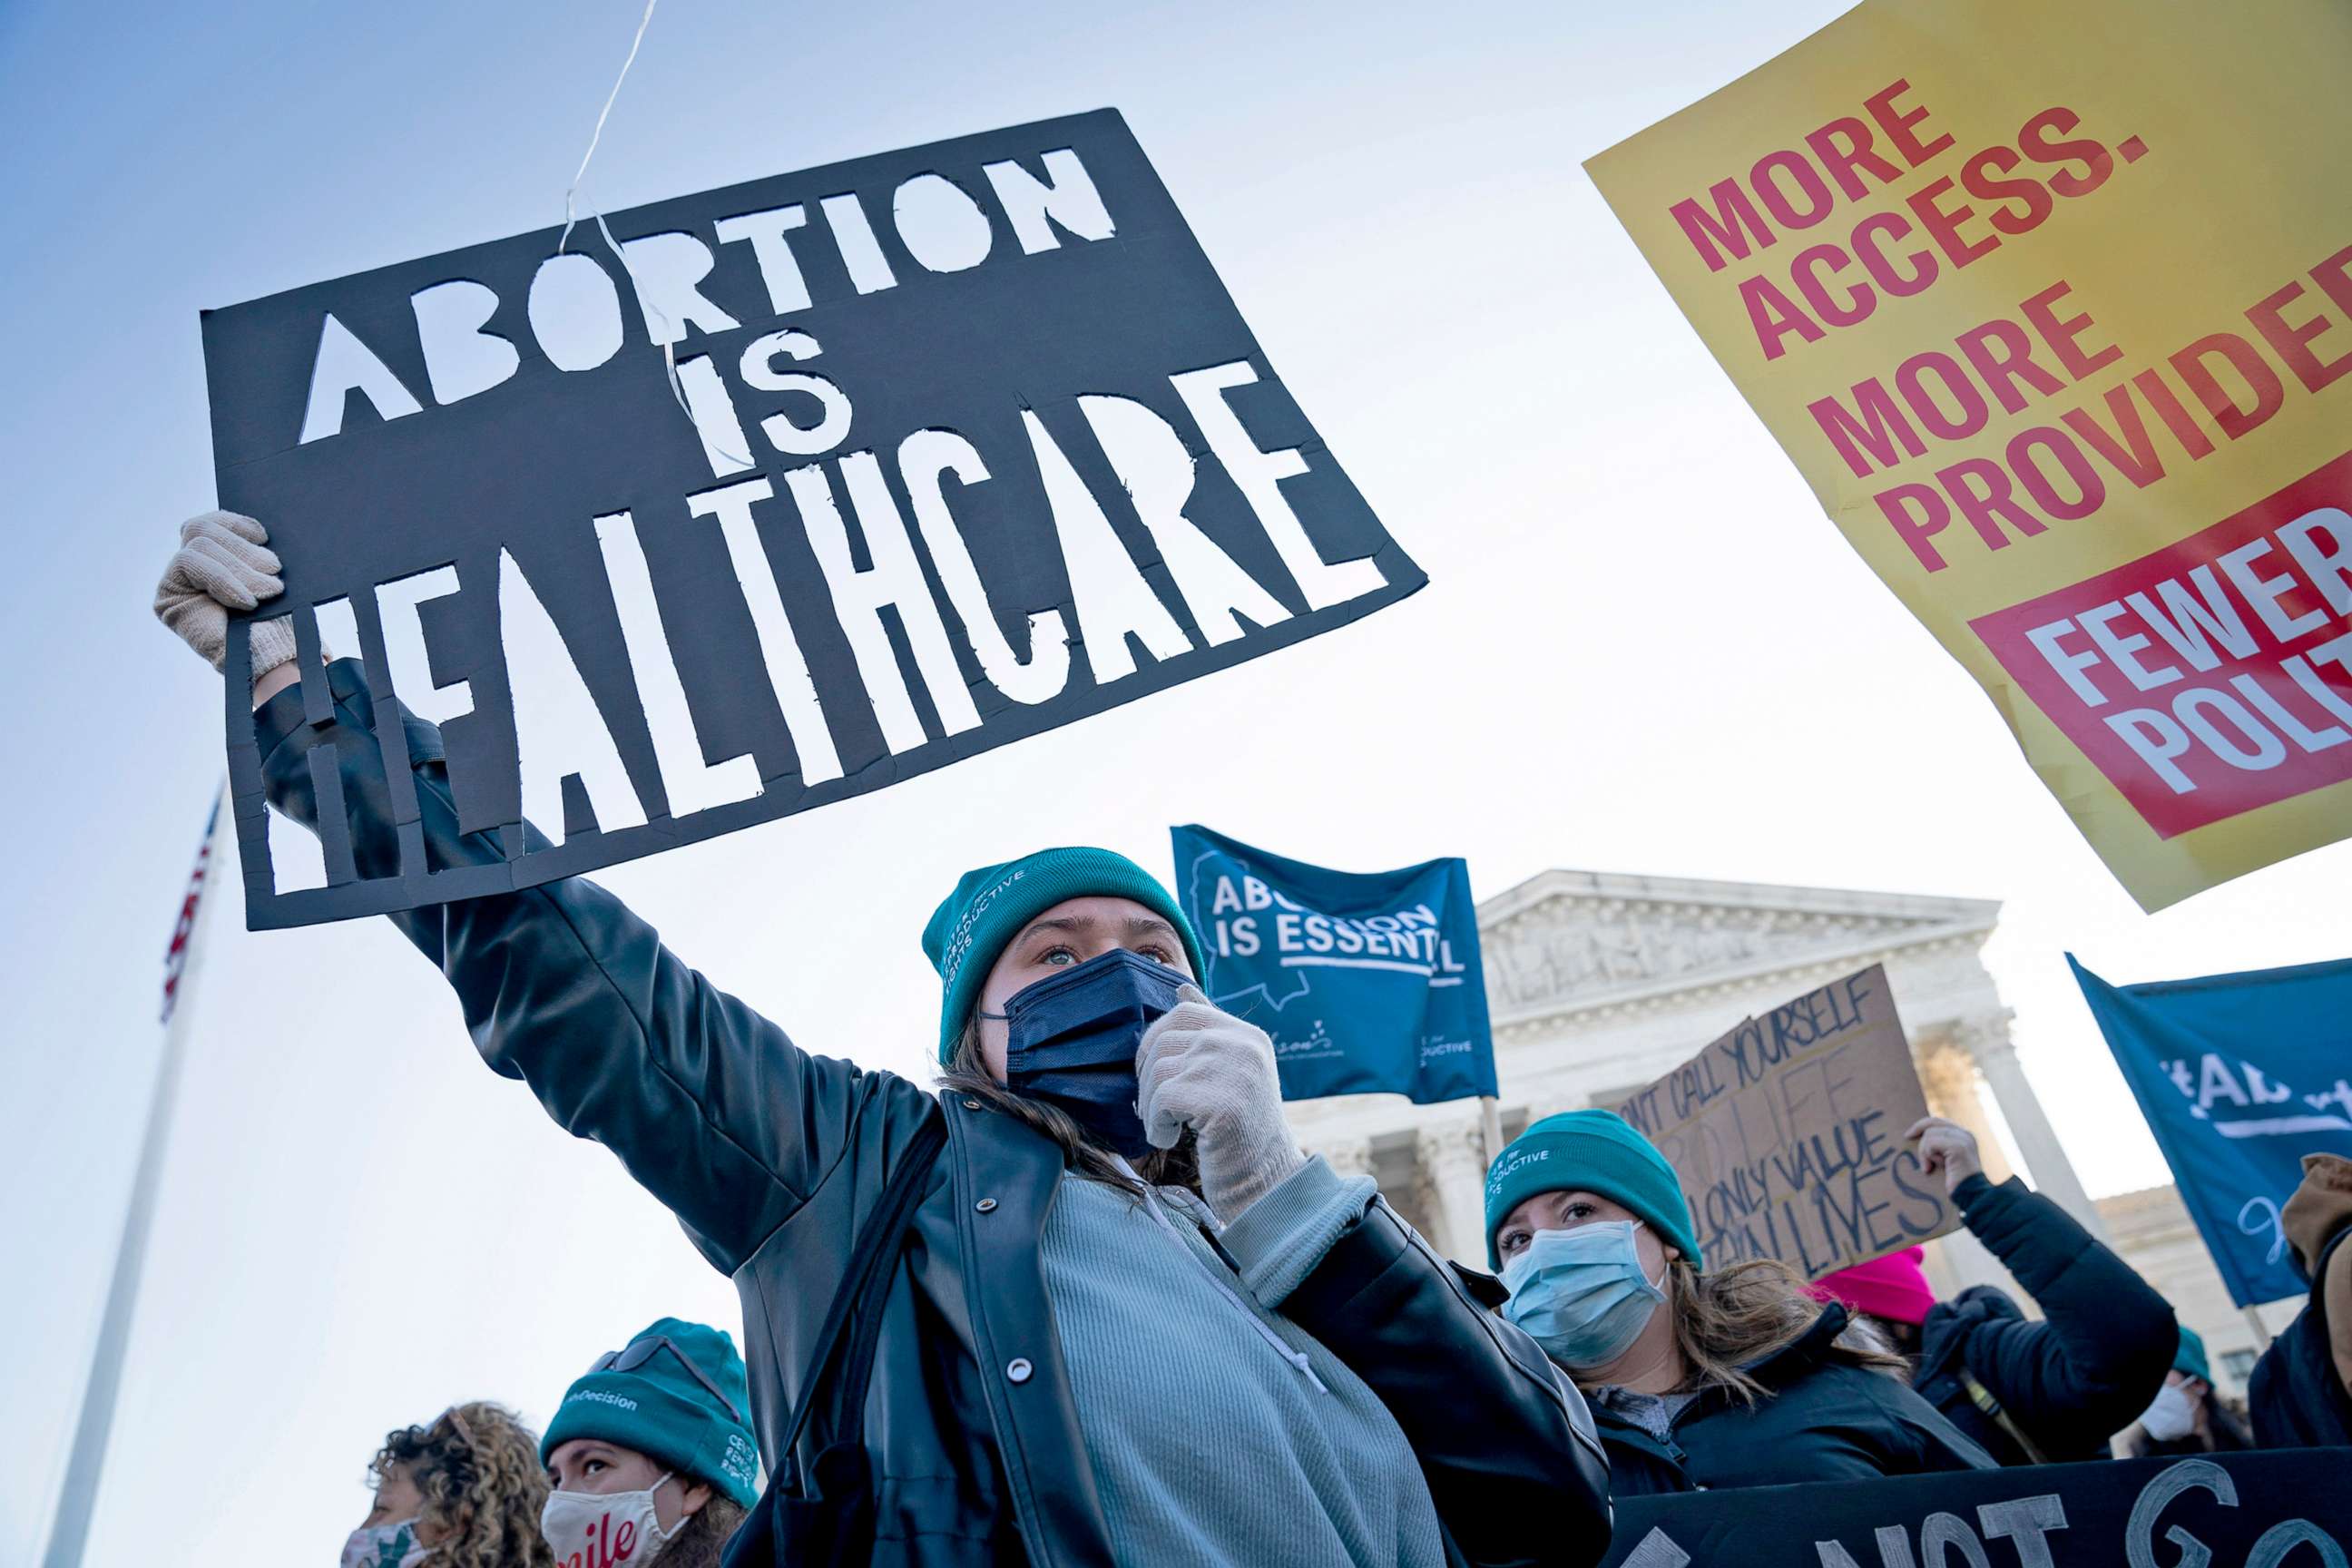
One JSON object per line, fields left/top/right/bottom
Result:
{"left": 542, "top": 1318, "right": 760, "bottom": 1508}
{"left": 2172, "top": 1325, "right": 2211, "bottom": 1386}
{"left": 922, "top": 847, "right": 1206, "bottom": 1062}
{"left": 1482, "top": 1109, "right": 1703, "bottom": 1271}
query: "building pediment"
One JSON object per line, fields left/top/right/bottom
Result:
{"left": 1477, "top": 868, "right": 1998, "bottom": 1024}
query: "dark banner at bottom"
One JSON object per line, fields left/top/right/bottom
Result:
{"left": 1602, "top": 1451, "right": 2352, "bottom": 1567}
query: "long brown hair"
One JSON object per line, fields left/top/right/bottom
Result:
{"left": 936, "top": 1023, "right": 1200, "bottom": 1197}
{"left": 368, "top": 1402, "right": 554, "bottom": 1568}
{"left": 655, "top": 1493, "right": 748, "bottom": 1567}
{"left": 1655, "top": 1258, "right": 1909, "bottom": 1404}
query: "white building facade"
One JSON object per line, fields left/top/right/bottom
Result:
{"left": 1289, "top": 867, "right": 2102, "bottom": 1301}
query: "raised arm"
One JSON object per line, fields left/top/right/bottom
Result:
{"left": 252, "top": 657, "right": 937, "bottom": 1272}
{"left": 1908, "top": 1113, "right": 2174, "bottom": 1455}
{"left": 1947, "top": 1171, "right": 2177, "bottom": 1452}
{"left": 161, "top": 512, "right": 929, "bottom": 1274}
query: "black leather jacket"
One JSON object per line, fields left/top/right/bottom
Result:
{"left": 258, "top": 662, "right": 1610, "bottom": 1567}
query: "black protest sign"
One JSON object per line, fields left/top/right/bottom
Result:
{"left": 1600, "top": 1451, "right": 2352, "bottom": 1567}
{"left": 203, "top": 110, "right": 1423, "bottom": 927}
{"left": 1614, "top": 965, "right": 1956, "bottom": 1278}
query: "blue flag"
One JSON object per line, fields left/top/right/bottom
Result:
{"left": 1170, "top": 825, "right": 1497, "bottom": 1104}
{"left": 2072, "top": 953, "right": 2352, "bottom": 1306}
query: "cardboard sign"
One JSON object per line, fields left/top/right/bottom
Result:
{"left": 1614, "top": 965, "right": 1954, "bottom": 1278}
{"left": 1601, "top": 1453, "right": 2352, "bottom": 1568}
{"left": 203, "top": 110, "right": 1424, "bottom": 927}
{"left": 1585, "top": 0, "right": 2352, "bottom": 910}
{"left": 1170, "top": 824, "right": 1496, "bottom": 1105}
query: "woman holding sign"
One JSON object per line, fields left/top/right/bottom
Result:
{"left": 1810, "top": 1115, "right": 2177, "bottom": 1466}
{"left": 155, "top": 513, "right": 1609, "bottom": 1568}
{"left": 1485, "top": 1110, "right": 1994, "bottom": 1494}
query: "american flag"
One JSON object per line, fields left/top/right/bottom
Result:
{"left": 161, "top": 791, "right": 221, "bottom": 1024}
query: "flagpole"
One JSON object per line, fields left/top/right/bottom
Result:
{"left": 1478, "top": 1095, "right": 1504, "bottom": 1171}
{"left": 41, "top": 783, "right": 229, "bottom": 1568}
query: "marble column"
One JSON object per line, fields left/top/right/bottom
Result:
{"left": 1955, "top": 1012, "right": 2109, "bottom": 1240}
{"left": 1915, "top": 1029, "right": 2017, "bottom": 1186}
{"left": 1417, "top": 1121, "right": 1494, "bottom": 1265}
{"left": 1912, "top": 1026, "right": 2022, "bottom": 1298}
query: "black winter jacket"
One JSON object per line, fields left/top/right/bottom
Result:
{"left": 2252, "top": 1227, "right": 2352, "bottom": 1447}
{"left": 1912, "top": 1173, "right": 2176, "bottom": 1465}
{"left": 1583, "top": 1304, "right": 1994, "bottom": 1494}
{"left": 258, "top": 663, "right": 1610, "bottom": 1568}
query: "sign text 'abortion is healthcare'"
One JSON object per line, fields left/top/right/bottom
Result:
{"left": 205, "top": 111, "right": 1422, "bottom": 926}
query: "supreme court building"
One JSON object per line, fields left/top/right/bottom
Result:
{"left": 1286, "top": 866, "right": 2103, "bottom": 1301}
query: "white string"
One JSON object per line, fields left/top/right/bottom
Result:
{"left": 553, "top": 0, "right": 754, "bottom": 468}
{"left": 558, "top": 0, "right": 660, "bottom": 259}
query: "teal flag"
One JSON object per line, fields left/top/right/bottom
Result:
{"left": 1171, "top": 825, "right": 1496, "bottom": 1104}
{"left": 2073, "top": 952, "right": 2352, "bottom": 1306}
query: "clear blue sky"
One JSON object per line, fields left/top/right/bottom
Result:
{"left": 5, "top": 1, "right": 2347, "bottom": 1562}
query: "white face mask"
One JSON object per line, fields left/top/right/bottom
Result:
{"left": 340, "top": 1518, "right": 433, "bottom": 1568}
{"left": 2140, "top": 1382, "right": 2199, "bottom": 1442}
{"left": 541, "top": 1472, "right": 675, "bottom": 1568}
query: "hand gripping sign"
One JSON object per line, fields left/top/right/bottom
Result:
{"left": 1586, "top": 0, "right": 2352, "bottom": 909}
{"left": 203, "top": 111, "right": 1423, "bottom": 927}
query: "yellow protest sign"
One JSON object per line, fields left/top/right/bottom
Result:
{"left": 1587, "top": 0, "right": 2352, "bottom": 909}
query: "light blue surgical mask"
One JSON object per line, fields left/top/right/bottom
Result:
{"left": 1499, "top": 1220, "right": 1669, "bottom": 1371}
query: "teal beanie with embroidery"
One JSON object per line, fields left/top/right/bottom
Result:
{"left": 923, "top": 848, "right": 1206, "bottom": 1062}
{"left": 541, "top": 1318, "right": 760, "bottom": 1508}
{"left": 1482, "top": 1109, "right": 1703, "bottom": 1271}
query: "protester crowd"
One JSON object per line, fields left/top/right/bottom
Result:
{"left": 150, "top": 518, "right": 2350, "bottom": 1568}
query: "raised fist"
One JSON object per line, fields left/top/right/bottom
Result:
{"left": 153, "top": 510, "right": 294, "bottom": 676}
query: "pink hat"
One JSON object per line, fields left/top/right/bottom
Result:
{"left": 1808, "top": 1247, "right": 1936, "bottom": 1327}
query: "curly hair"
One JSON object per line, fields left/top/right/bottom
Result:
{"left": 368, "top": 1402, "right": 554, "bottom": 1568}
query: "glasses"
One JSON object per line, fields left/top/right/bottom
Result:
{"left": 591, "top": 1335, "right": 744, "bottom": 1424}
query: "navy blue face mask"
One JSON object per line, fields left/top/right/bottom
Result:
{"left": 985, "top": 947, "right": 1189, "bottom": 1160}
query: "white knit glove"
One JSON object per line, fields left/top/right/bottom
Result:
{"left": 1138, "top": 985, "right": 1306, "bottom": 1220}
{"left": 154, "top": 511, "right": 298, "bottom": 677}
